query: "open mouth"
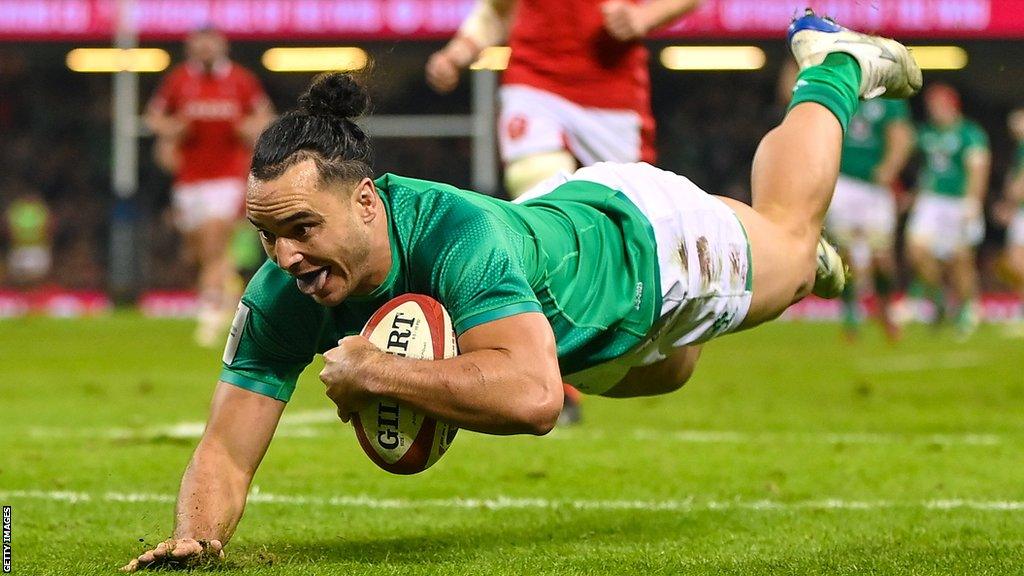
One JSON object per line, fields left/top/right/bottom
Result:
{"left": 295, "top": 267, "right": 329, "bottom": 295}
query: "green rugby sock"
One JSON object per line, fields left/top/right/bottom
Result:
{"left": 787, "top": 53, "right": 862, "bottom": 132}
{"left": 841, "top": 280, "right": 860, "bottom": 329}
{"left": 873, "top": 271, "right": 894, "bottom": 298}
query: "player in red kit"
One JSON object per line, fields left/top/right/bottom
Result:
{"left": 146, "top": 28, "right": 274, "bottom": 346}
{"left": 427, "top": 0, "right": 703, "bottom": 197}
{"left": 427, "top": 0, "right": 703, "bottom": 424}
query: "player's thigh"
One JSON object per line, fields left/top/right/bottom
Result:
{"left": 601, "top": 346, "right": 702, "bottom": 398}
{"left": 948, "top": 246, "right": 978, "bottom": 276}
{"left": 717, "top": 197, "right": 816, "bottom": 328}
{"left": 196, "top": 218, "right": 235, "bottom": 263}
{"left": 1007, "top": 244, "right": 1024, "bottom": 274}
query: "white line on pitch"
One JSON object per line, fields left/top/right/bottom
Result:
{"left": 25, "top": 425, "right": 1002, "bottom": 446}
{"left": 2, "top": 489, "right": 1023, "bottom": 513}
{"left": 25, "top": 414, "right": 1003, "bottom": 447}
{"left": 25, "top": 409, "right": 344, "bottom": 441}
{"left": 543, "top": 429, "right": 1002, "bottom": 446}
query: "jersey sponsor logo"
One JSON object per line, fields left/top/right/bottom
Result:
{"left": 222, "top": 302, "right": 250, "bottom": 364}
{"left": 182, "top": 99, "right": 242, "bottom": 121}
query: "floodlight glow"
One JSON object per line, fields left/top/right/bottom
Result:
{"left": 660, "top": 46, "right": 766, "bottom": 71}
{"left": 262, "top": 47, "right": 369, "bottom": 72}
{"left": 66, "top": 48, "right": 170, "bottom": 73}
{"left": 907, "top": 46, "right": 968, "bottom": 70}
{"left": 470, "top": 46, "right": 511, "bottom": 71}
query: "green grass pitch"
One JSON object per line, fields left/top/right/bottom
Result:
{"left": 2, "top": 315, "right": 1024, "bottom": 575}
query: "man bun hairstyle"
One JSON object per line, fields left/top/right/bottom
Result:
{"left": 298, "top": 73, "right": 369, "bottom": 119}
{"left": 250, "top": 72, "right": 374, "bottom": 186}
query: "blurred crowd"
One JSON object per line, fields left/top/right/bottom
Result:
{"left": 0, "top": 44, "right": 1018, "bottom": 293}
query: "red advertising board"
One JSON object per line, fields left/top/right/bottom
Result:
{"left": 3, "top": 0, "right": 1024, "bottom": 41}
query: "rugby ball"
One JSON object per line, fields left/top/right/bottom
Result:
{"left": 352, "top": 294, "right": 459, "bottom": 474}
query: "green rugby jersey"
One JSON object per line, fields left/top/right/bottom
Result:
{"left": 840, "top": 99, "right": 910, "bottom": 183}
{"left": 221, "top": 173, "right": 660, "bottom": 401}
{"left": 916, "top": 119, "right": 989, "bottom": 197}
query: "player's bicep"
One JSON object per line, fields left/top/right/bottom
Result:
{"left": 429, "top": 227, "right": 542, "bottom": 335}
{"left": 203, "top": 381, "right": 286, "bottom": 475}
{"left": 457, "top": 312, "right": 561, "bottom": 382}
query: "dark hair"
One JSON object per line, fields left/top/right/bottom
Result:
{"left": 250, "top": 72, "right": 373, "bottom": 186}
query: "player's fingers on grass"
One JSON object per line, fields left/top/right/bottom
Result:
{"left": 170, "top": 539, "right": 202, "bottom": 558}
{"left": 119, "top": 558, "right": 140, "bottom": 572}
{"left": 150, "top": 540, "right": 173, "bottom": 558}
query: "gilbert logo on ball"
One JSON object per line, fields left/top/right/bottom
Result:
{"left": 353, "top": 294, "right": 459, "bottom": 474}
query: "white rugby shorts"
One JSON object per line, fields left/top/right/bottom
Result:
{"left": 172, "top": 177, "right": 246, "bottom": 232}
{"left": 517, "top": 162, "right": 752, "bottom": 394}
{"left": 7, "top": 245, "right": 51, "bottom": 282}
{"left": 499, "top": 84, "right": 645, "bottom": 166}
{"left": 825, "top": 174, "right": 897, "bottom": 251}
{"left": 906, "top": 192, "right": 984, "bottom": 260}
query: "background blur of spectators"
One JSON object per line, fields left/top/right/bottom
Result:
{"left": 0, "top": 41, "right": 1022, "bottom": 293}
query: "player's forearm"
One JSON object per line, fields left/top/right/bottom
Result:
{"left": 877, "top": 123, "right": 915, "bottom": 184}
{"left": 145, "top": 112, "right": 181, "bottom": 140}
{"left": 965, "top": 159, "right": 991, "bottom": 204}
{"left": 448, "top": 0, "right": 514, "bottom": 66}
{"left": 366, "top": 350, "right": 562, "bottom": 436}
{"left": 639, "top": 0, "right": 704, "bottom": 33}
{"left": 171, "top": 440, "right": 252, "bottom": 545}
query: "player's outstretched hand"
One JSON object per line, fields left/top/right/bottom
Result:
{"left": 426, "top": 50, "right": 462, "bottom": 94}
{"left": 601, "top": 0, "right": 649, "bottom": 41}
{"left": 120, "top": 538, "right": 223, "bottom": 572}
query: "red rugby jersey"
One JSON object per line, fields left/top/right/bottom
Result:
{"left": 148, "top": 61, "right": 268, "bottom": 184}
{"left": 503, "top": 0, "right": 651, "bottom": 115}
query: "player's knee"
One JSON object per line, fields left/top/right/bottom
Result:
{"left": 504, "top": 150, "right": 577, "bottom": 199}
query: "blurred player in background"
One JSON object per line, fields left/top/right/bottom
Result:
{"left": 906, "top": 83, "right": 990, "bottom": 339}
{"left": 427, "top": 0, "right": 704, "bottom": 423}
{"left": 3, "top": 190, "right": 52, "bottom": 288}
{"left": 995, "top": 108, "right": 1024, "bottom": 337}
{"left": 146, "top": 27, "right": 274, "bottom": 346}
{"left": 426, "top": 0, "right": 704, "bottom": 197}
{"left": 827, "top": 98, "right": 914, "bottom": 340}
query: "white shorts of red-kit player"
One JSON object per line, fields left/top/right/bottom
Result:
{"left": 499, "top": 84, "right": 650, "bottom": 167}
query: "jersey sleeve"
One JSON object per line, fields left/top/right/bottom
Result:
{"left": 418, "top": 211, "right": 542, "bottom": 335}
{"left": 965, "top": 122, "right": 990, "bottom": 152}
{"left": 220, "top": 261, "right": 329, "bottom": 401}
{"left": 886, "top": 100, "right": 911, "bottom": 121}
{"left": 237, "top": 67, "right": 270, "bottom": 113}
{"left": 147, "top": 67, "right": 182, "bottom": 115}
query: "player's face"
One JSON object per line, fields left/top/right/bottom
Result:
{"left": 925, "top": 92, "right": 959, "bottom": 126}
{"left": 246, "top": 160, "right": 386, "bottom": 306}
{"left": 185, "top": 31, "right": 228, "bottom": 67}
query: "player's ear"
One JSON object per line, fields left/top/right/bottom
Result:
{"left": 352, "top": 177, "right": 378, "bottom": 222}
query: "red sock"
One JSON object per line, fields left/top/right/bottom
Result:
{"left": 562, "top": 383, "right": 582, "bottom": 404}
